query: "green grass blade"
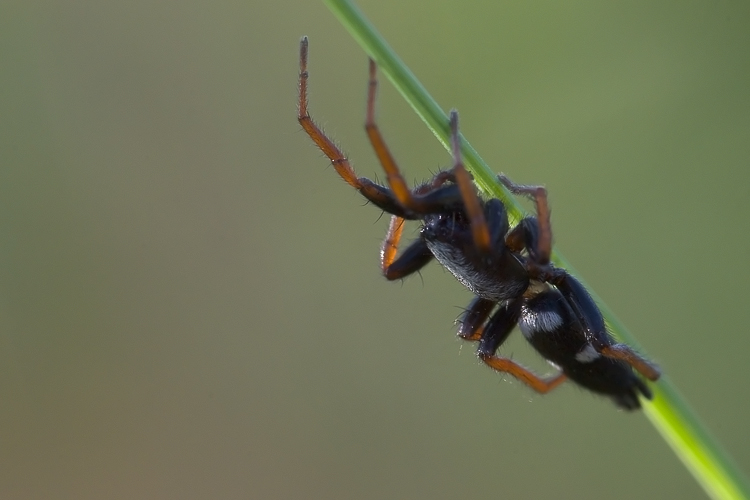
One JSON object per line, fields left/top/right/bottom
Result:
{"left": 321, "top": 1, "right": 750, "bottom": 498}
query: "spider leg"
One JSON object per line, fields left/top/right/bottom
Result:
{"left": 449, "top": 111, "right": 491, "bottom": 252}
{"left": 549, "top": 270, "right": 661, "bottom": 381}
{"left": 600, "top": 345, "right": 661, "bottom": 381}
{"left": 497, "top": 174, "right": 552, "bottom": 265}
{"left": 297, "top": 37, "right": 409, "bottom": 218}
{"left": 481, "top": 356, "right": 567, "bottom": 394}
{"left": 414, "top": 170, "right": 457, "bottom": 194}
{"left": 477, "top": 300, "right": 567, "bottom": 394}
{"left": 364, "top": 59, "right": 416, "bottom": 210}
{"left": 364, "top": 60, "right": 465, "bottom": 215}
{"left": 483, "top": 198, "right": 514, "bottom": 249}
{"left": 505, "top": 216, "right": 543, "bottom": 261}
{"left": 457, "top": 297, "right": 496, "bottom": 341}
{"left": 380, "top": 215, "right": 433, "bottom": 280}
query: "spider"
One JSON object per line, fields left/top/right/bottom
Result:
{"left": 297, "top": 37, "right": 660, "bottom": 410}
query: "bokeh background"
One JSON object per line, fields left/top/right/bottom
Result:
{"left": 2, "top": 0, "right": 749, "bottom": 498}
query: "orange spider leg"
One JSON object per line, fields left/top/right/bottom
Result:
{"left": 449, "top": 111, "right": 491, "bottom": 252}
{"left": 480, "top": 354, "right": 568, "bottom": 394}
{"left": 600, "top": 345, "right": 661, "bottom": 381}
{"left": 497, "top": 174, "right": 552, "bottom": 264}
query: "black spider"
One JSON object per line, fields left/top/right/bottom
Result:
{"left": 298, "top": 37, "right": 660, "bottom": 410}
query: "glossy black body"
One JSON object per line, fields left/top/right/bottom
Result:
{"left": 421, "top": 199, "right": 529, "bottom": 302}
{"left": 518, "top": 287, "right": 651, "bottom": 409}
{"left": 426, "top": 196, "right": 652, "bottom": 409}
{"left": 297, "top": 37, "right": 659, "bottom": 410}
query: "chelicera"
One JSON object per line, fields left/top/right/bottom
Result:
{"left": 298, "top": 37, "right": 660, "bottom": 410}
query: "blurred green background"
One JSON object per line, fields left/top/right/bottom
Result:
{"left": 2, "top": 0, "right": 749, "bottom": 498}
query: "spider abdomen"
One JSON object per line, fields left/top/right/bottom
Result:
{"left": 519, "top": 287, "right": 652, "bottom": 409}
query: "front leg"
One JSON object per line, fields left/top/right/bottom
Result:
{"left": 365, "top": 61, "right": 464, "bottom": 217}
{"left": 449, "top": 111, "right": 491, "bottom": 252}
{"left": 381, "top": 216, "right": 434, "bottom": 280}
{"left": 298, "top": 38, "right": 411, "bottom": 218}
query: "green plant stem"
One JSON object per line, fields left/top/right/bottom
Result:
{"left": 321, "top": 1, "right": 750, "bottom": 499}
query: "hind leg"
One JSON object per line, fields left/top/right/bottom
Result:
{"left": 476, "top": 300, "right": 567, "bottom": 393}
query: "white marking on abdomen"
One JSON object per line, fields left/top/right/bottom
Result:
{"left": 575, "top": 344, "right": 600, "bottom": 363}
{"left": 519, "top": 309, "right": 563, "bottom": 339}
